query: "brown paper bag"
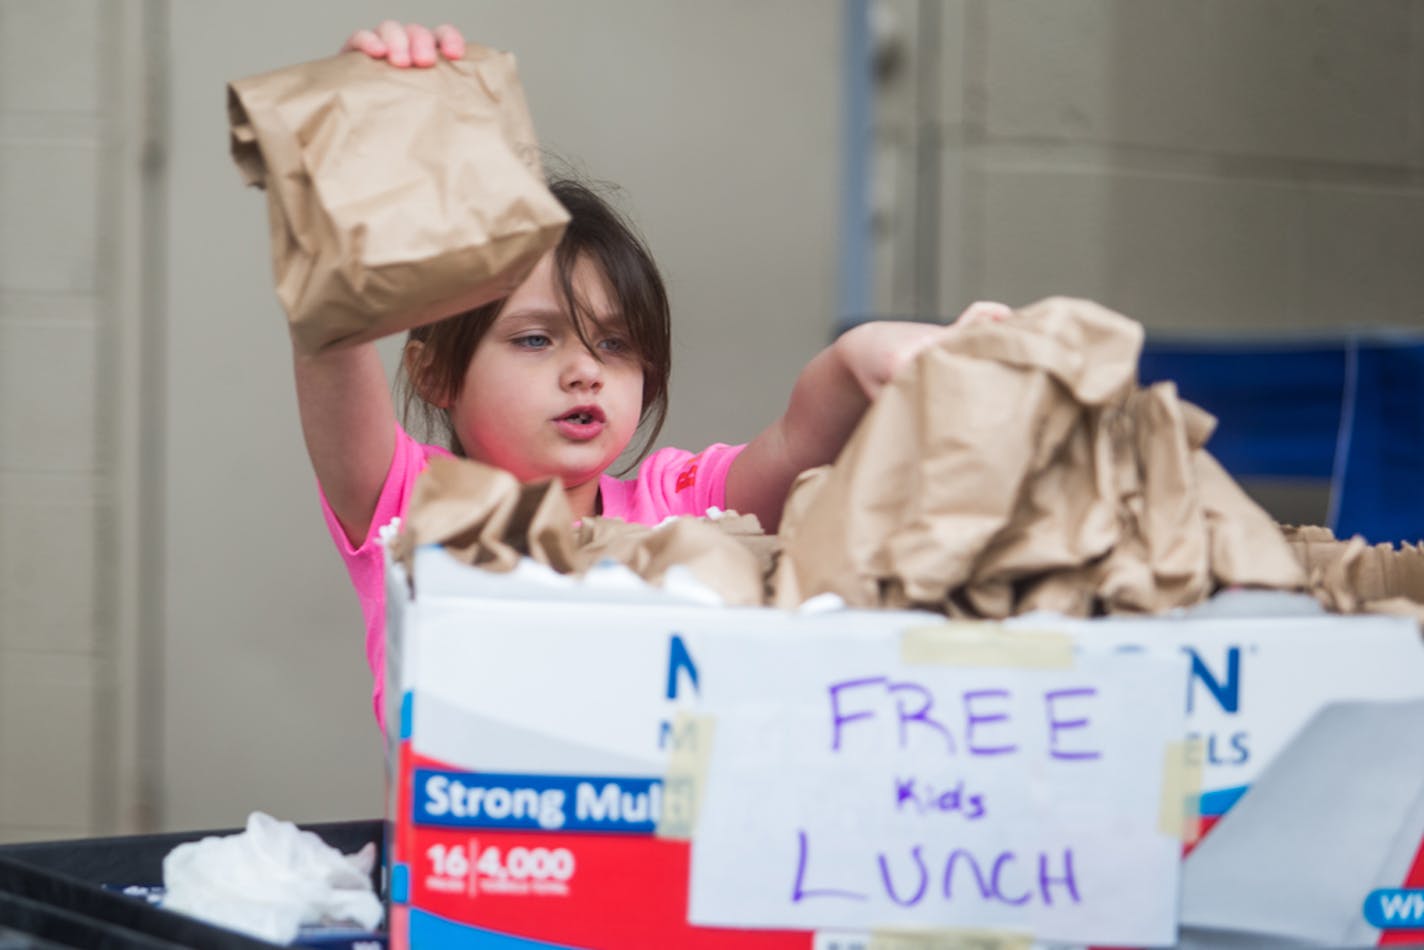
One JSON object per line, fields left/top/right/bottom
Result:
{"left": 393, "top": 456, "right": 581, "bottom": 575}
{"left": 229, "top": 48, "right": 569, "bottom": 353}
{"left": 773, "top": 297, "right": 1144, "bottom": 611}
{"left": 1194, "top": 451, "right": 1307, "bottom": 590}
{"left": 396, "top": 457, "right": 776, "bottom": 606}
{"left": 1283, "top": 525, "right": 1424, "bottom": 622}
{"left": 578, "top": 517, "right": 769, "bottom": 607}
{"left": 773, "top": 297, "right": 1307, "bottom": 619}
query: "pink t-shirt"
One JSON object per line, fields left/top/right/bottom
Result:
{"left": 319, "top": 424, "right": 745, "bottom": 730}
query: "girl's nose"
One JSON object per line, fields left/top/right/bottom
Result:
{"left": 560, "top": 346, "right": 603, "bottom": 392}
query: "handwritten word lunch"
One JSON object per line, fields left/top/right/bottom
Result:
{"left": 792, "top": 830, "right": 1081, "bottom": 909}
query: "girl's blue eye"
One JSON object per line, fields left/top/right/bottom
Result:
{"left": 598, "top": 336, "right": 630, "bottom": 355}
{"left": 514, "top": 334, "right": 551, "bottom": 349}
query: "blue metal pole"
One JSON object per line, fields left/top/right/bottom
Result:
{"left": 839, "top": 0, "right": 874, "bottom": 331}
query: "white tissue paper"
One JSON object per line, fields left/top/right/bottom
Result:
{"left": 161, "top": 811, "right": 383, "bottom": 945}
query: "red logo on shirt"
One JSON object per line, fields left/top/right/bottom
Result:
{"left": 675, "top": 462, "right": 699, "bottom": 493}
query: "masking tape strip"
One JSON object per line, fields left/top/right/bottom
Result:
{"left": 900, "top": 623, "right": 1075, "bottom": 669}
{"left": 867, "top": 927, "right": 1034, "bottom": 950}
{"left": 1157, "top": 738, "right": 1204, "bottom": 843}
{"left": 654, "top": 712, "right": 716, "bottom": 840}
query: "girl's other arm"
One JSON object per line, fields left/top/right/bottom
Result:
{"left": 725, "top": 302, "right": 1011, "bottom": 533}
{"left": 293, "top": 344, "right": 398, "bottom": 546}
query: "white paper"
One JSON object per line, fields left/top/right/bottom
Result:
{"left": 686, "top": 643, "right": 1188, "bottom": 947}
{"left": 1179, "top": 698, "right": 1424, "bottom": 945}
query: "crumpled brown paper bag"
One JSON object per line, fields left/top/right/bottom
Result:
{"left": 392, "top": 456, "right": 581, "bottom": 574}
{"left": 574, "top": 515, "right": 770, "bottom": 606}
{"left": 229, "top": 48, "right": 569, "bottom": 353}
{"left": 394, "top": 457, "right": 770, "bottom": 605}
{"left": 774, "top": 297, "right": 1307, "bottom": 617}
{"left": 1283, "top": 525, "right": 1424, "bottom": 624}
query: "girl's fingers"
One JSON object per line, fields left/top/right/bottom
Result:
{"left": 432, "top": 24, "right": 466, "bottom": 60}
{"left": 406, "top": 23, "right": 437, "bottom": 67}
{"left": 342, "top": 29, "right": 386, "bottom": 58}
{"left": 376, "top": 19, "right": 411, "bottom": 67}
{"left": 344, "top": 23, "right": 462, "bottom": 65}
{"left": 955, "top": 300, "right": 1014, "bottom": 326}
{"left": 344, "top": 22, "right": 462, "bottom": 66}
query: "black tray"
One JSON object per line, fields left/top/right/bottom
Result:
{"left": 0, "top": 820, "right": 385, "bottom": 950}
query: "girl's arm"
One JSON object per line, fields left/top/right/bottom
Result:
{"left": 295, "top": 22, "right": 466, "bottom": 545}
{"left": 293, "top": 344, "right": 399, "bottom": 546}
{"left": 726, "top": 303, "right": 1011, "bottom": 533}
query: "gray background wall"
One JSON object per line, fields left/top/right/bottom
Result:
{"left": 0, "top": 0, "right": 1421, "bottom": 840}
{"left": 873, "top": 0, "right": 1424, "bottom": 331}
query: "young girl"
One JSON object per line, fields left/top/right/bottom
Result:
{"left": 314, "top": 22, "right": 1010, "bottom": 727}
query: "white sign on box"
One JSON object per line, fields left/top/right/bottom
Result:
{"left": 683, "top": 628, "right": 1189, "bottom": 946}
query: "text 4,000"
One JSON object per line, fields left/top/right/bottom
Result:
{"left": 427, "top": 843, "right": 574, "bottom": 889}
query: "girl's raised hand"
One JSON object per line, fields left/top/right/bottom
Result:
{"left": 836, "top": 301, "right": 1014, "bottom": 401}
{"left": 341, "top": 21, "right": 466, "bottom": 67}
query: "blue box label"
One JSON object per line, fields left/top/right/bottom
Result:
{"left": 413, "top": 769, "right": 663, "bottom": 833}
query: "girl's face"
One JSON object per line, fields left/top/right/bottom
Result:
{"left": 450, "top": 251, "right": 645, "bottom": 502}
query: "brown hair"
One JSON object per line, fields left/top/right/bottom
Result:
{"left": 399, "top": 177, "right": 672, "bottom": 469}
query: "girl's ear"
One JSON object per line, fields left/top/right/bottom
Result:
{"left": 403, "top": 339, "right": 450, "bottom": 409}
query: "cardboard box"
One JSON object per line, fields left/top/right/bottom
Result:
{"left": 384, "top": 548, "right": 1424, "bottom": 948}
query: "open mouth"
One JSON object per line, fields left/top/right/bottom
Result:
{"left": 558, "top": 407, "right": 605, "bottom": 425}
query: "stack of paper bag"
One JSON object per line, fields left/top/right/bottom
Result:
{"left": 392, "top": 457, "right": 769, "bottom": 606}
{"left": 773, "top": 297, "right": 1306, "bottom": 617}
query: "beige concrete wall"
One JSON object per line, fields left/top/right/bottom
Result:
{"left": 874, "top": 0, "right": 1424, "bottom": 333}
{"left": 0, "top": 0, "right": 143, "bottom": 842}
